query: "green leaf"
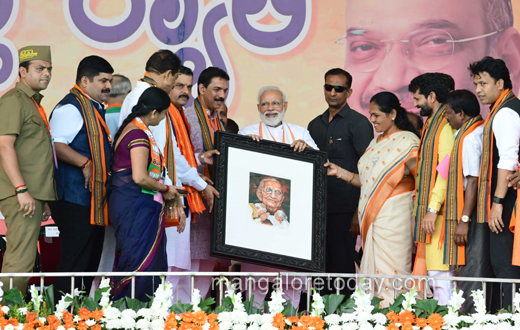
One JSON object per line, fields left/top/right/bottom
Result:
{"left": 338, "top": 296, "right": 356, "bottom": 314}
{"left": 370, "top": 296, "right": 384, "bottom": 313}
{"left": 283, "top": 300, "right": 298, "bottom": 317}
{"left": 111, "top": 298, "right": 127, "bottom": 312}
{"left": 199, "top": 297, "right": 216, "bottom": 314}
{"left": 44, "top": 285, "right": 55, "bottom": 313}
{"left": 125, "top": 297, "right": 148, "bottom": 312}
{"left": 82, "top": 297, "right": 99, "bottom": 311}
{"left": 413, "top": 299, "right": 438, "bottom": 316}
{"left": 4, "top": 288, "right": 24, "bottom": 307}
{"left": 171, "top": 299, "right": 193, "bottom": 314}
{"left": 323, "top": 294, "right": 345, "bottom": 315}
{"left": 212, "top": 305, "right": 226, "bottom": 314}
{"left": 389, "top": 294, "right": 405, "bottom": 313}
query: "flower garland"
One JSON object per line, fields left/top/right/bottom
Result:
{"left": 2, "top": 279, "right": 520, "bottom": 330}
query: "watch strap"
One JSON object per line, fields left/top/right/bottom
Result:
{"left": 492, "top": 196, "right": 504, "bottom": 204}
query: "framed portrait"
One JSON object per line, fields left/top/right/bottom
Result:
{"left": 210, "top": 131, "right": 327, "bottom": 272}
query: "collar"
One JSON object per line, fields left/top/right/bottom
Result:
{"left": 321, "top": 102, "right": 351, "bottom": 123}
{"left": 16, "top": 82, "right": 44, "bottom": 103}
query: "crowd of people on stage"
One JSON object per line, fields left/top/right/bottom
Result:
{"left": 2, "top": 44, "right": 520, "bottom": 313}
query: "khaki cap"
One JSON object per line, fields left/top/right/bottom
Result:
{"left": 19, "top": 45, "right": 51, "bottom": 64}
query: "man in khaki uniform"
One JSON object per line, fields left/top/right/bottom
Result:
{"left": 0, "top": 46, "right": 55, "bottom": 294}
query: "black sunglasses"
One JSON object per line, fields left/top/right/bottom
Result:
{"left": 324, "top": 84, "right": 350, "bottom": 93}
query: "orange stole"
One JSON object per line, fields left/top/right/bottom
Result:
{"left": 511, "top": 195, "right": 520, "bottom": 266}
{"left": 168, "top": 104, "right": 206, "bottom": 220}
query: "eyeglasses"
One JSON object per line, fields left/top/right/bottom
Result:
{"left": 336, "top": 28, "right": 503, "bottom": 72}
{"left": 263, "top": 186, "right": 283, "bottom": 197}
{"left": 260, "top": 100, "right": 283, "bottom": 108}
{"left": 324, "top": 84, "right": 350, "bottom": 93}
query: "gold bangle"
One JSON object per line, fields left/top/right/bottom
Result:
{"left": 346, "top": 172, "right": 355, "bottom": 184}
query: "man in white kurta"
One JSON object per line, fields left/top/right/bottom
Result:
{"left": 238, "top": 86, "right": 318, "bottom": 309}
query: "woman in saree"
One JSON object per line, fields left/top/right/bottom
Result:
{"left": 325, "top": 92, "right": 419, "bottom": 305}
{"left": 109, "top": 87, "right": 184, "bottom": 301}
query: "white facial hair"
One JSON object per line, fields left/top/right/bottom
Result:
{"left": 259, "top": 108, "right": 285, "bottom": 127}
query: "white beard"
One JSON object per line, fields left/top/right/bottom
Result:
{"left": 259, "top": 109, "right": 285, "bottom": 127}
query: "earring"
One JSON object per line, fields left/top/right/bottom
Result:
{"left": 152, "top": 114, "right": 155, "bottom": 119}
{"left": 392, "top": 117, "right": 395, "bottom": 120}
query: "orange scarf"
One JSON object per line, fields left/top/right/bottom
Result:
{"left": 132, "top": 117, "right": 166, "bottom": 180}
{"left": 168, "top": 104, "right": 206, "bottom": 220}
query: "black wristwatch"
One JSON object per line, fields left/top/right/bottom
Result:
{"left": 492, "top": 196, "right": 504, "bottom": 204}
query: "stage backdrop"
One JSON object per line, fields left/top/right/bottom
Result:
{"left": 1, "top": 0, "right": 520, "bottom": 129}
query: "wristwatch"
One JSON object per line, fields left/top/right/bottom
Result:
{"left": 426, "top": 207, "right": 438, "bottom": 214}
{"left": 492, "top": 196, "right": 504, "bottom": 204}
{"left": 461, "top": 215, "right": 470, "bottom": 223}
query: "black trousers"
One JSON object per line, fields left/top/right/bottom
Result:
{"left": 489, "top": 188, "right": 520, "bottom": 310}
{"left": 319, "top": 212, "right": 357, "bottom": 297}
{"left": 457, "top": 207, "right": 496, "bottom": 313}
{"left": 49, "top": 200, "right": 105, "bottom": 299}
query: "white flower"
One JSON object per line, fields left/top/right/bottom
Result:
{"left": 0, "top": 281, "right": 4, "bottom": 299}
{"left": 248, "top": 323, "right": 260, "bottom": 330}
{"left": 371, "top": 313, "right": 387, "bottom": 325}
{"left": 359, "top": 324, "right": 374, "bottom": 330}
{"left": 356, "top": 312, "right": 373, "bottom": 325}
{"left": 248, "top": 314, "right": 262, "bottom": 324}
{"left": 402, "top": 287, "right": 418, "bottom": 312}
{"left": 459, "top": 316, "right": 475, "bottom": 324}
{"left": 311, "top": 289, "right": 325, "bottom": 316}
{"left": 100, "top": 291, "right": 112, "bottom": 309}
{"left": 325, "top": 314, "right": 342, "bottom": 326}
{"left": 513, "top": 313, "right": 520, "bottom": 325}
{"left": 103, "top": 307, "right": 122, "bottom": 320}
{"left": 136, "top": 319, "right": 151, "bottom": 330}
{"left": 342, "top": 323, "right": 359, "bottom": 330}
{"left": 471, "top": 290, "right": 487, "bottom": 315}
{"left": 56, "top": 326, "right": 65, "bottom": 330}
{"left": 151, "top": 319, "right": 165, "bottom": 329}
{"left": 496, "top": 322, "right": 512, "bottom": 330}
{"left": 329, "top": 326, "right": 342, "bottom": 330}
{"left": 203, "top": 322, "right": 211, "bottom": 330}
{"left": 260, "top": 314, "right": 273, "bottom": 325}
{"left": 448, "top": 288, "right": 465, "bottom": 314}
{"left": 29, "top": 285, "right": 43, "bottom": 313}
{"left": 341, "top": 313, "right": 357, "bottom": 323}
{"left": 73, "top": 315, "right": 81, "bottom": 323}
{"left": 138, "top": 308, "right": 154, "bottom": 321}
{"left": 99, "top": 278, "right": 111, "bottom": 289}
{"left": 86, "top": 319, "right": 96, "bottom": 327}
{"left": 192, "top": 288, "right": 202, "bottom": 312}
{"left": 55, "top": 312, "right": 63, "bottom": 321}
{"left": 443, "top": 313, "right": 461, "bottom": 327}
{"left": 1, "top": 306, "right": 9, "bottom": 314}
{"left": 106, "top": 319, "right": 122, "bottom": 329}
{"left": 373, "top": 326, "right": 386, "bottom": 330}
{"left": 231, "top": 310, "right": 249, "bottom": 324}
{"left": 121, "top": 317, "right": 136, "bottom": 329}
{"left": 4, "top": 324, "right": 14, "bottom": 330}
{"left": 17, "top": 307, "right": 27, "bottom": 315}
{"left": 218, "top": 312, "right": 232, "bottom": 323}
{"left": 260, "top": 322, "right": 277, "bottom": 330}
{"left": 55, "top": 293, "right": 74, "bottom": 313}
{"left": 498, "top": 313, "right": 513, "bottom": 321}
{"left": 122, "top": 309, "right": 138, "bottom": 319}
{"left": 233, "top": 324, "right": 247, "bottom": 330}
{"left": 220, "top": 321, "right": 233, "bottom": 330}
{"left": 486, "top": 314, "right": 499, "bottom": 324}
{"left": 472, "top": 313, "right": 488, "bottom": 325}
{"left": 267, "top": 290, "right": 286, "bottom": 314}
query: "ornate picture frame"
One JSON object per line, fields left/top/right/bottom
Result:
{"left": 210, "top": 131, "right": 327, "bottom": 272}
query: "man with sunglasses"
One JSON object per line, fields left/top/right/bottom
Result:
{"left": 340, "top": 0, "right": 520, "bottom": 119}
{"left": 239, "top": 86, "right": 318, "bottom": 151}
{"left": 308, "top": 68, "right": 373, "bottom": 296}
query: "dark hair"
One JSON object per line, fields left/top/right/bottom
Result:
{"left": 468, "top": 56, "right": 513, "bottom": 90}
{"left": 406, "top": 111, "right": 424, "bottom": 136}
{"left": 18, "top": 61, "right": 31, "bottom": 78}
{"left": 446, "top": 89, "right": 481, "bottom": 117}
{"left": 197, "top": 67, "right": 229, "bottom": 94}
{"left": 408, "top": 73, "right": 453, "bottom": 103}
{"left": 75, "top": 55, "right": 114, "bottom": 84}
{"left": 145, "top": 49, "right": 181, "bottom": 76}
{"left": 324, "top": 68, "right": 352, "bottom": 88}
{"left": 112, "top": 87, "right": 171, "bottom": 159}
{"left": 179, "top": 66, "right": 193, "bottom": 77}
{"left": 370, "top": 92, "right": 420, "bottom": 137}
{"left": 225, "top": 118, "right": 240, "bottom": 134}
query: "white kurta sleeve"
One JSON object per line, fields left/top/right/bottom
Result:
{"left": 493, "top": 108, "right": 520, "bottom": 171}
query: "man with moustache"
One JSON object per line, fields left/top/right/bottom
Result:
{"left": 469, "top": 56, "right": 520, "bottom": 310}
{"left": 408, "top": 73, "right": 456, "bottom": 305}
{"left": 105, "top": 74, "right": 131, "bottom": 136}
{"left": 163, "top": 66, "right": 220, "bottom": 302}
{"left": 184, "top": 66, "right": 229, "bottom": 301}
{"left": 49, "top": 55, "right": 114, "bottom": 298}
{"left": 307, "top": 68, "right": 373, "bottom": 296}
{"left": 340, "top": 0, "right": 520, "bottom": 119}
{"left": 0, "top": 46, "right": 55, "bottom": 294}
{"left": 239, "top": 86, "right": 318, "bottom": 151}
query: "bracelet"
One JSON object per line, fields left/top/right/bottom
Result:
{"left": 346, "top": 172, "right": 355, "bottom": 184}
{"left": 15, "top": 188, "right": 28, "bottom": 194}
{"left": 200, "top": 153, "right": 206, "bottom": 165}
{"left": 15, "top": 184, "right": 26, "bottom": 190}
{"left": 164, "top": 185, "right": 170, "bottom": 193}
{"left": 81, "top": 159, "right": 92, "bottom": 169}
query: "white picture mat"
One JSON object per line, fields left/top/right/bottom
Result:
{"left": 224, "top": 147, "right": 314, "bottom": 260}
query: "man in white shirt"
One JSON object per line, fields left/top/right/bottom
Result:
{"left": 469, "top": 56, "right": 520, "bottom": 310}
{"left": 239, "top": 86, "right": 318, "bottom": 151}
{"left": 444, "top": 89, "right": 492, "bottom": 313}
{"left": 105, "top": 74, "right": 131, "bottom": 137}
{"left": 239, "top": 86, "right": 316, "bottom": 309}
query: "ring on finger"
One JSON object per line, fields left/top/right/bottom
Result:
{"left": 24, "top": 206, "right": 28, "bottom": 211}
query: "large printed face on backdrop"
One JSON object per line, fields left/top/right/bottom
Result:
{"left": 342, "top": 0, "right": 520, "bottom": 118}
